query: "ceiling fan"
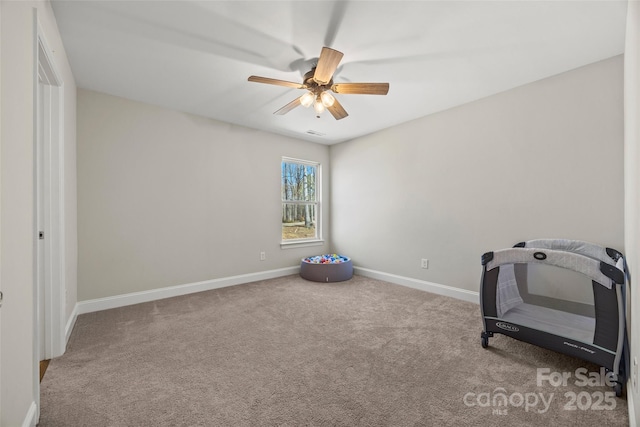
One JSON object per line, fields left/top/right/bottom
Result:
{"left": 248, "top": 47, "right": 389, "bottom": 120}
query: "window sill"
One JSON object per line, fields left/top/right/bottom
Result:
{"left": 280, "top": 239, "right": 325, "bottom": 250}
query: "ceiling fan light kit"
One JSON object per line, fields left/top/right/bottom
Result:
{"left": 300, "top": 92, "right": 315, "bottom": 108}
{"left": 248, "top": 46, "right": 389, "bottom": 120}
{"left": 313, "top": 98, "right": 326, "bottom": 116}
{"left": 320, "top": 91, "right": 335, "bottom": 107}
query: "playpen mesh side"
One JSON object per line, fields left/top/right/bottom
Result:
{"left": 489, "top": 247, "right": 613, "bottom": 315}
{"left": 485, "top": 248, "right": 621, "bottom": 347}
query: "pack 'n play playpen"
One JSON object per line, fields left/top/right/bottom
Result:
{"left": 480, "top": 239, "right": 627, "bottom": 396}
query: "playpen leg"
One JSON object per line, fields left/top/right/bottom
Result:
{"left": 481, "top": 331, "right": 493, "bottom": 348}
{"left": 606, "top": 368, "right": 625, "bottom": 397}
{"left": 614, "top": 382, "right": 623, "bottom": 397}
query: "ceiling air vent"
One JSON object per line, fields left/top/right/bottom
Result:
{"left": 306, "top": 130, "right": 325, "bottom": 137}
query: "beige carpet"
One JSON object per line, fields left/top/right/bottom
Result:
{"left": 39, "top": 275, "right": 629, "bottom": 426}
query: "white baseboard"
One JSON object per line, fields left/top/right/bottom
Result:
{"left": 629, "top": 382, "right": 637, "bottom": 427}
{"left": 75, "top": 265, "right": 475, "bottom": 317}
{"left": 354, "top": 267, "right": 479, "bottom": 304}
{"left": 65, "top": 303, "right": 78, "bottom": 345}
{"left": 22, "top": 401, "right": 37, "bottom": 427}
{"left": 77, "top": 266, "right": 300, "bottom": 315}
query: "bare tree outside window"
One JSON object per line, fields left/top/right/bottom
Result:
{"left": 282, "top": 159, "right": 320, "bottom": 241}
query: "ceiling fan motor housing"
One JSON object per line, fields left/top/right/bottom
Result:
{"left": 304, "top": 69, "right": 333, "bottom": 95}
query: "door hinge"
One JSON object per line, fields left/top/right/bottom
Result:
{"left": 0, "top": 291, "right": 3, "bottom": 308}
{"left": 39, "top": 231, "right": 44, "bottom": 240}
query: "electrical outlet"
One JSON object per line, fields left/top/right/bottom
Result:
{"left": 260, "top": 251, "right": 266, "bottom": 261}
{"left": 421, "top": 259, "right": 429, "bottom": 269}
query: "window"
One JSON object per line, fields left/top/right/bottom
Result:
{"left": 281, "top": 158, "right": 321, "bottom": 243}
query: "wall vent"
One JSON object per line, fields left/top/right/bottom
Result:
{"left": 306, "top": 130, "right": 325, "bottom": 137}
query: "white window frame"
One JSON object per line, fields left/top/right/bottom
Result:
{"left": 280, "top": 157, "right": 323, "bottom": 248}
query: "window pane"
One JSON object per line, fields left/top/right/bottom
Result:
{"left": 282, "top": 203, "right": 316, "bottom": 240}
{"left": 281, "top": 162, "right": 316, "bottom": 202}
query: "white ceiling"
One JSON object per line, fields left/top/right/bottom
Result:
{"left": 51, "top": 0, "right": 627, "bottom": 145}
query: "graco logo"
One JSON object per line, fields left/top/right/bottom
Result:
{"left": 496, "top": 322, "right": 519, "bottom": 332}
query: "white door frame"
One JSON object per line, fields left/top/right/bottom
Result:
{"left": 33, "top": 10, "right": 66, "bottom": 393}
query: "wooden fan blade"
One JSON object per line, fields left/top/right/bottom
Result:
{"left": 248, "top": 75, "right": 305, "bottom": 89}
{"left": 327, "top": 97, "right": 348, "bottom": 120}
{"left": 274, "top": 97, "right": 302, "bottom": 115}
{"left": 313, "top": 47, "right": 344, "bottom": 85}
{"left": 331, "top": 82, "right": 389, "bottom": 95}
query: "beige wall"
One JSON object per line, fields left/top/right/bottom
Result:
{"left": 0, "top": 1, "right": 77, "bottom": 425}
{"left": 624, "top": 0, "right": 640, "bottom": 421}
{"left": 330, "top": 55, "right": 624, "bottom": 294}
{"left": 77, "top": 89, "right": 330, "bottom": 301}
